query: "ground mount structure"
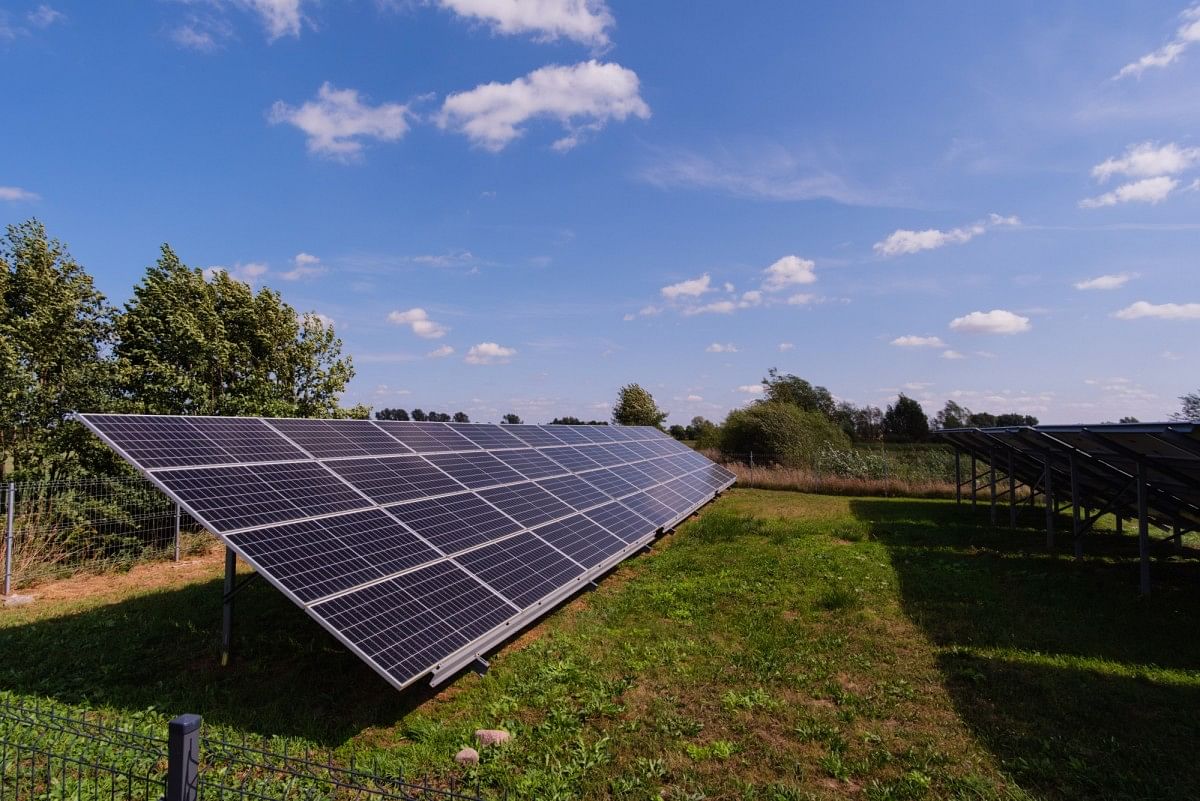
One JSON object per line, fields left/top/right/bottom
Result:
{"left": 77, "top": 413, "right": 735, "bottom": 690}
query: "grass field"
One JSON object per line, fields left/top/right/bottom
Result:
{"left": 2, "top": 489, "right": 1199, "bottom": 800}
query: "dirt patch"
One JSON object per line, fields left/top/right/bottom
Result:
{"left": 16, "top": 545, "right": 226, "bottom": 605}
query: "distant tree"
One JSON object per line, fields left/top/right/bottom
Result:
{"left": 760, "top": 369, "right": 836, "bottom": 418}
{"left": 994, "top": 413, "right": 1038, "bottom": 427}
{"left": 0, "top": 220, "right": 115, "bottom": 479}
{"left": 550, "top": 416, "right": 584, "bottom": 425}
{"left": 410, "top": 408, "right": 428, "bottom": 422}
{"left": 668, "top": 424, "right": 687, "bottom": 440}
{"left": 851, "top": 405, "right": 884, "bottom": 441}
{"left": 718, "top": 402, "right": 851, "bottom": 467}
{"left": 426, "top": 411, "right": 451, "bottom": 422}
{"left": 1119, "top": 416, "right": 1140, "bottom": 424}
{"left": 934, "top": 400, "right": 970, "bottom": 430}
{"left": 452, "top": 411, "right": 470, "bottom": 423}
{"left": 686, "top": 415, "right": 719, "bottom": 445}
{"left": 883, "top": 395, "right": 930, "bottom": 442}
{"left": 501, "top": 413, "right": 522, "bottom": 424}
{"left": 612, "top": 383, "right": 668, "bottom": 428}
{"left": 375, "top": 408, "right": 410, "bottom": 421}
{"left": 1172, "top": 391, "right": 1200, "bottom": 422}
{"left": 967, "top": 411, "right": 997, "bottom": 428}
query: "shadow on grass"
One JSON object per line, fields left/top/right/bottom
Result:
{"left": 0, "top": 576, "right": 430, "bottom": 745}
{"left": 849, "top": 498, "right": 1200, "bottom": 800}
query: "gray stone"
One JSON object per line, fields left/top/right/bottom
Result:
{"left": 474, "top": 728, "right": 511, "bottom": 747}
{"left": 454, "top": 747, "right": 479, "bottom": 765}
{"left": 2, "top": 595, "right": 34, "bottom": 608}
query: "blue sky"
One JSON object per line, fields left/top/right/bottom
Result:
{"left": 3, "top": 1, "right": 1198, "bottom": 425}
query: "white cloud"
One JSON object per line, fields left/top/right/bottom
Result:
{"left": 1074, "top": 272, "right": 1135, "bottom": 290}
{"left": 434, "top": 0, "right": 613, "bottom": 47}
{"left": 242, "top": 0, "right": 307, "bottom": 40}
{"left": 874, "top": 213, "right": 1018, "bottom": 257}
{"left": 949, "top": 309, "right": 1031, "bottom": 335}
{"left": 761, "top": 255, "right": 816, "bottom": 290}
{"left": 778, "top": 342, "right": 794, "bottom": 352}
{"left": 0, "top": 186, "right": 39, "bottom": 202}
{"left": 465, "top": 341, "right": 517, "bottom": 364}
{"left": 279, "top": 252, "right": 326, "bottom": 280}
{"left": 428, "top": 344, "right": 455, "bottom": 358}
{"left": 941, "top": 349, "right": 965, "bottom": 360}
{"left": 269, "top": 83, "right": 411, "bottom": 161}
{"left": 437, "top": 60, "right": 649, "bottom": 152}
{"left": 388, "top": 308, "right": 449, "bottom": 338}
{"left": 26, "top": 5, "right": 64, "bottom": 27}
{"left": 623, "top": 304, "right": 661, "bottom": 321}
{"left": 890, "top": 335, "right": 946, "bottom": 348}
{"left": 740, "top": 290, "right": 763, "bottom": 306}
{"left": 683, "top": 300, "right": 737, "bottom": 316}
{"left": 172, "top": 23, "right": 223, "bottom": 51}
{"left": 686, "top": 394, "right": 704, "bottom": 402}
{"left": 706, "top": 343, "right": 738, "bottom": 353}
{"left": 661, "top": 273, "right": 712, "bottom": 300}
{"left": 1092, "top": 142, "right": 1200, "bottom": 181}
{"left": 1163, "top": 350, "right": 1183, "bottom": 360}
{"left": 1116, "top": 5, "right": 1200, "bottom": 78}
{"left": 736, "top": 384, "right": 764, "bottom": 395}
{"left": 1113, "top": 300, "right": 1200, "bottom": 320}
{"left": 786, "top": 293, "right": 815, "bottom": 306}
{"left": 1080, "top": 176, "right": 1178, "bottom": 208}
{"left": 303, "top": 311, "right": 335, "bottom": 328}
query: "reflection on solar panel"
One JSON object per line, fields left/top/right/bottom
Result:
{"left": 77, "top": 413, "right": 736, "bottom": 690}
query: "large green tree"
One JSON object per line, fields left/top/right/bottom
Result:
{"left": 612, "top": 383, "right": 668, "bottom": 428}
{"left": 115, "top": 246, "right": 356, "bottom": 417}
{"left": 718, "top": 402, "right": 850, "bottom": 467}
{"left": 760, "top": 369, "right": 836, "bottom": 418}
{"left": 883, "top": 394, "right": 930, "bottom": 441}
{"left": 0, "top": 220, "right": 115, "bottom": 478}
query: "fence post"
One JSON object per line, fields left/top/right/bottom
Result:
{"left": 174, "top": 503, "right": 182, "bottom": 562}
{"left": 166, "top": 713, "right": 202, "bottom": 801}
{"left": 3, "top": 481, "right": 13, "bottom": 596}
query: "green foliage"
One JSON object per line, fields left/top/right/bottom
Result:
{"left": 1173, "top": 390, "right": 1200, "bottom": 422}
{"left": 501, "top": 413, "right": 522, "bottom": 424}
{"left": 0, "top": 220, "right": 116, "bottom": 480}
{"left": 760, "top": 368, "right": 836, "bottom": 417}
{"left": 550, "top": 416, "right": 608, "bottom": 425}
{"left": 611, "top": 384, "right": 668, "bottom": 428}
{"left": 719, "top": 402, "right": 851, "bottom": 467}
{"left": 375, "top": 408, "right": 410, "bottom": 421}
{"left": 882, "top": 395, "right": 929, "bottom": 442}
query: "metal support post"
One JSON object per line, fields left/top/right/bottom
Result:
{"left": 971, "top": 453, "right": 977, "bottom": 509}
{"left": 1174, "top": 522, "right": 1183, "bottom": 554}
{"left": 989, "top": 449, "right": 997, "bottom": 526}
{"left": 954, "top": 449, "right": 961, "bottom": 505}
{"left": 1070, "top": 453, "right": 1082, "bottom": 559}
{"left": 222, "top": 547, "right": 235, "bottom": 666}
{"left": 3, "top": 482, "right": 13, "bottom": 597}
{"left": 1138, "top": 461, "right": 1150, "bottom": 596}
{"left": 1116, "top": 513, "right": 1123, "bottom": 536}
{"left": 1044, "top": 456, "right": 1055, "bottom": 549}
{"left": 166, "top": 714, "right": 202, "bottom": 801}
{"left": 173, "top": 503, "right": 182, "bottom": 562}
{"left": 1008, "top": 448, "right": 1016, "bottom": 529}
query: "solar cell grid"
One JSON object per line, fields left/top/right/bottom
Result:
{"left": 185, "top": 417, "right": 307, "bottom": 463}
{"left": 387, "top": 493, "right": 522, "bottom": 554}
{"left": 647, "top": 483, "right": 695, "bottom": 515}
{"left": 492, "top": 448, "right": 568, "bottom": 480}
{"left": 248, "top": 462, "right": 369, "bottom": 519}
{"left": 597, "top": 443, "right": 641, "bottom": 462}
{"left": 542, "top": 446, "right": 603, "bottom": 473}
{"left": 621, "top": 441, "right": 660, "bottom": 460}
{"left": 536, "top": 474, "right": 611, "bottom": 511}
{"left": 326, "top": 456, "right": 464, "bottom": 505}
{"left": 608, "top": 462, "right": 658, "bottom": 489}
{"left": 155, "top": 466, "right": 300, "bottom": 531}
{"left": 620, "top": 491, "right": 678, "bottom": 528}
{"left": 542, "top": 426, "right": 593, "bottom": 445}
{"left": 572, "top": 425, "right": 616, "bottom": 443}
{"left": 265, "top": 418, "right": 364, "bottom": 458}
{"left": 578, "top": 468, "right": 640, "bottom": 499}
{"left": 374, "top": 421, "right": 480, "bottom": 453}
{"left": 452, "top": 424, "right": 525, "bottom": 450}
{"left": 455, "top": 532, "right": 584, "bottom": 608}
{"left": 584, "top": 500, "right": 655, "bottom": 543}
{"left": 635, "top": 458, "right": 678, "bottom": 483}
{"left": 423, "top": 451, "right": 526, "bottom": 489}
{"left": 85, "top": 414, "right": 228, "bottom": 468}
{"left": 572, "top": 444, "right": 624, "bottom": 468}
{"left": 503, "top": 425, "right": 567, "bottom": 447}
{"left": 479, "top": 482, "right": 576, "bottom": 528}
{"left": 533, "top": 515, "right": 625, "bottom": 569}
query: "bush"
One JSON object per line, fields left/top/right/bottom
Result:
{"left": 718, "top": 402, "right": 850, "bottom": 468}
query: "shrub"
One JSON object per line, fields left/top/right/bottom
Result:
{"left": 718, "top": 402, "right": 850, "bottom": 468}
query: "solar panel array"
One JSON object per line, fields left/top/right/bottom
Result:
{"left": 77, "top": 414, "right": 735, "bottom": 689}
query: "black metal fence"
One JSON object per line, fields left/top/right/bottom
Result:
{"left": 0, "top": 697, "right": 492, "bottom": 801}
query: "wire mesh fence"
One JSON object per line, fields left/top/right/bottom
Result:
{"left": 0, "top": 695, "right": 493, "bottom": 801}
{"left": 0, "top": 475, "right": 213, "bottom": 592}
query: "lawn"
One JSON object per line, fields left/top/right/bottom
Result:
{"left": 2, "top": 489, "right": 1198, "bottom": 800}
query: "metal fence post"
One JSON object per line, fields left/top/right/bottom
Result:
{"left": 3, "top": 481, "right": 13, "bottom": 596}
{"left": 166, "top": 713, "right": 202, "bottom": 801}
{"left": 174, "top": 503, "right": 182, "bottom": 562}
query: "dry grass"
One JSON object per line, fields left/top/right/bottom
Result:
{"left": 724, "top": 462, "right": 956, "bottom": 499}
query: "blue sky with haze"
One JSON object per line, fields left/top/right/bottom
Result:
{"left": 2, "top": 1, "right": 1198, "bottom": 424}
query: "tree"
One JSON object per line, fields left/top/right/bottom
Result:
{"left": 933, "top": 400, "right": 970, "bottom": 430}
{"left": 851, "top": 405, "right": 884, "bottom": 441}
{"left": 501, "top": 413, "right": 522, "bottom": 424}
{"left": 760, "top": 369, "right": 836, "bottom": 418}
{"left": 718, "top": 402, "right": 851, "bottom": 467}
{"left": 550, "top": 416, "right": 583, "bottom": 425}
{"left": 994, "top": 413, "right": 1038, "bottom": 427}
{"left": 1119, "top": 416, "right": 1140, "bottom": 424}
{"left": 453, "top": 411, "right": 470, "bottom": 423}
{"left": 668, "top": 424, "right": 687, "bottom": 440}
{"left": 0, "top": 220, "right": 115, "bottom": 478}
{"left": 410, "top": 408, "right": 427, "bottom": 422}
{"left": 612, "top": 383, "right": 668, "bottom": 428}
{"left": 883, "top": 394, "right": 930, "bottom": 441}
{"left": 376, "top": 408, "right": 410, "bottom": 421}
{"left": 1173, "top": 391, "right": 1200, "bottom": 422}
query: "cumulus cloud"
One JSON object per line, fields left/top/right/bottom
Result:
{"left": 1116, "top": 4, "right": 1200, "bottom": 78}
{"left": 465, "top": 341, "right": 517, "bottom": 364}
{"left": 949, "top": 309, "right": 1031, "bottom": 335}
{"left": 437, "top": 60, "right": 649, "bottom": 152}
{"left": 1074, "top": 272, "right": 1136, "bottom": 290}
{"left": 1080, "top": 176, "right": 1178, "bottom": 208}
{"left": 706, "top": 343, "right": 738, "bottom": 353}
{"left": 874, "top": 213, "right": 1018, "bottom": 257}
{"left": 388, "top": 308, "right": 449, "bottom": 338}
{"left": 686, "top": 394, "right": 703, "bottom": 402}
{"left": 279, "top": 252, "right": 326, "bottom": 280}
{"left": 0, "top": 186, "right": 39, "bottom": 202}
{"left": 427, "top": 344, "right": 455, "bottom": 358}
{"left": 1092, "top": 142, "right": 1200, "bottom": 181}
{"left": 269, "top": 83, "right": 411, "bottom": 161}
{"left": 778, "top": 342, "right": 794, "bottom": 351}
{"left": 242, "top": 0, "right": 307, "bottom": 40}
{"left": 434, "top": 0, "right": 613, "bottom": 47}
{"left": 622, "top": 304, "right": 661, "bottom": 321}
{"left": 761, "top": 255, "right": 816, "bottom": 290}
{"left": 736, "top": 384, "right": 764, "bottom": 395}
{"left": 786, "top": 293, "right": 815, "bottom": 306}
{"left": 26, "top": 5, "right": 64, "bottom": 27}
{"left": 941, "top": 349, "right": 965, "bottom": 360}
{"left": 890, "top": 335, "right": 946, "bottom": 348}
{"left": 1113, "top": 300, "right": 1200, "bottom": 320}
{"left": 661, "top": 274, "right": 712, "bottom": 300}
{"left": 682, "top": 300, "right": 737, "bottom": 316}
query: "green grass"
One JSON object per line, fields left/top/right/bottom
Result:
{"left": 2, "top": 489, "right": 1199, "bottom": 800}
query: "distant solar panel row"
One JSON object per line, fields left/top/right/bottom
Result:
{"left": 78, "top": 413, "right": 735, "bottom": 689}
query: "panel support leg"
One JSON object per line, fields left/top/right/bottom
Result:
{"left": 1116, "top": 513, "right": 1123, "bottom": 536}
{"left": 222, "top": 547, "right": 235, "bottom": 666}
{"left": 954, "top": 449, "right": 961, "bottom": 506}
{"left": 971, "top": 453, "right": 977, "bottom": 510}
{"left": 173, "top": 504, "right": 182, "bottom": 562}
{"left": 1138, "top": 462, "right": 1150, "bottom": 596}
{"left": 1008, "top": 448, "right": 1016, "bottom": 529}
{"left": 1070, "top": 453, "right": 1082, "bottom": 560}
{"left": 989, "top": 449, "right": 997, "bottom": 526}
{"left": 1044, "top": 456, "right": 1054, "bottom": 549}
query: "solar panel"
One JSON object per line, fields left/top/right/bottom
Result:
{"left": 75, "top": 412, "right": 735, "bottom": 690}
